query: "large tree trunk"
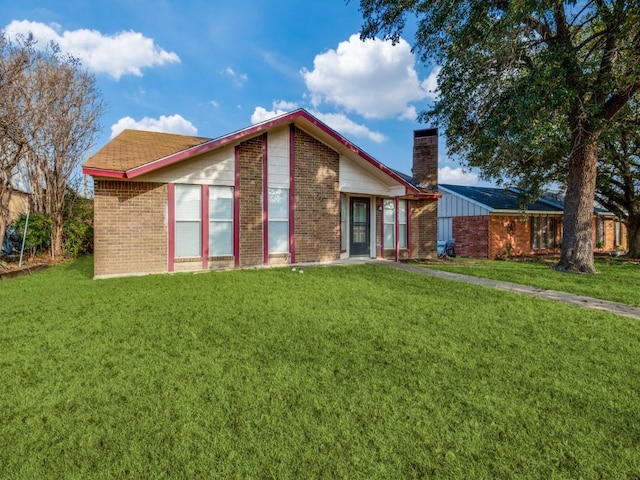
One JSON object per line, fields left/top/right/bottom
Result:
{"left": 556, "top": 130, "right": 600, "bottom": 273}
{"left": 0, "top": 188, "right": 10, "bottom": 250}
{"left": 627, "top": 213, "right": 640, "bottom": 259}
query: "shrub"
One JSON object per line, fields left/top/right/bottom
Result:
{"left": 11, "top": 213, "right": 52, "bottom": 258}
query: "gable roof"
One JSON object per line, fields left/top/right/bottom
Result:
{"left": 83, "top": 109, "right": 438, "bottom": 198}
{"left": 439, "top": 184, "right": 564, "bottom": 213}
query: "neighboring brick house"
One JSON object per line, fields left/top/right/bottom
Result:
{"left": 83, "top": 109, "right": 440, "bottom": 278}
{"left": 437, "top": 184, "right": 627, "bottom": 259}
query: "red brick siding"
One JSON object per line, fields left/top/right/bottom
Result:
{"left": 293, "top": 128, "right": 341, "bottom": 263}
{"left": 93, "top": 180, "right": 167, "bottom": 277}
{"left": 237, "top": 136, "right": 264, "bottom": 267}
{"left": 453, "top": 216, "right": 489, "bottom": 258}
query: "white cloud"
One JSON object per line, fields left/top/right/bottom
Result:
{"left": 5, "top": 20, "right": 180, "bottom": 80}
{"left": 250, "top": 103, "right": 385, "bottom": 144}
{"left": 301, "top": 34, "right": 430, "bottom": 120}
{"left": 438, "top": 166, "right": 478, "bottom": 185}
{"left": 210, "top": 100, "right": 220, "bottom": 108}
{"left": 221, "top": 66, "right": 248, "bottom": 85}
{"left": 250, "top": 101, "right": 299, "bottom": 124}
{"left": 311, "top": 111, "right": 386, "bottom": 144}
{"left": 422, "top": 65, "right": 441, "bottom": 100}
{"left": 110, "top": 114, "right": 198, "bottom": 138}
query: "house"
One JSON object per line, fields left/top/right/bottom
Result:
{"left": 82, "top": 109, "right": 440, "bottom": 278}
{"left": 437, "top": 184, "right": 627, "bottom": 259}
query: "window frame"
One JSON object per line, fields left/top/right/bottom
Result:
{"left": 174, "top": 184, "right": 202, "bottom": 258}
{"left": 209, "top": 186, "right": 234, "bottom": 257}
{"left": 268, "top": 187, "right": 289, "bottom": 254}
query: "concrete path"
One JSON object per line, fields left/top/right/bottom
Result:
{"left": 370, "top": 260, "right": 640, "bottom": 320}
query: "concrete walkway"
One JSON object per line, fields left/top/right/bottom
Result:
{"left": 370, "top": 260, "right": 640, "bottom": 320}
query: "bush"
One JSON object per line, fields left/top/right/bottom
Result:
{"left": 63, "top": 196, "right": 93, "bottom": 257}
{"left": 11, "top": 213, "right": 52, "bottom": 258}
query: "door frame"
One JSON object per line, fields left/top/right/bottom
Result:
{"left": 349, "top": 197, "right": 371, "bottom": 257}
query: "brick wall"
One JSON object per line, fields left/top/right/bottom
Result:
{"left": 453, "top": 215, "right": 489, "bottom": 258}
{"left": 293, "top": 127, "right": 341, "bottom": 263}
{"left": 237, "top": 136, "right": 264, "bottom": 267}
{"left": 93, "top": 180, "right": 167, "bottom": 277}
{"left": 410, "top": 198, "right": 438, "bottom": 259}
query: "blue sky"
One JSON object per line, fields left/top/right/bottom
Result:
{"left": 2, "top": 0, "right": 479, "bottom": 185}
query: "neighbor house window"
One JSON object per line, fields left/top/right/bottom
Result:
{"left": 268, "top": 188, "right": 289, "bottom": 253}
{"left": 596, "top": 217, "right": 604, "bottom": 247}
{"left": 615, "top": 220, "right": 621, "bottom": 247}
{"left": 175, "top": 184, "right": 201, "bottom": 257}
{"left": 383, "top": 199, "right": 407, "bottom": 249}
{"left": 341, "top": 194, "right": 348, "bottom": 251}
{"left": 209, "top": 186, "right": 233, "bottom": 256}
{"left": 531, "top": 216, "right": 560, "bottom": 250}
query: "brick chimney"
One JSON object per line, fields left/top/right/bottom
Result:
{"left": 412, "top": 128, "right": 438, "bottom": 188}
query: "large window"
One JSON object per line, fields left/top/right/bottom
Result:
{"left": 531, "top": 216, "right": 560, "bottom": 250}
{"left": 268, "top": 188, "right": 289, "bottom": 253}
{"left": 209, "top": 186, "right": 233, "bottom": 256}
{"left": 175, "top": 184, "right": 201, "bottom": 257}
{"left": 615, "top": 220, "right": 622, "bottom": 247}
{"left": 341, "top": 194, "right": 348, "bottom": 251}
{"left": 383, "top": 199, "right": 407, "bottom": 249}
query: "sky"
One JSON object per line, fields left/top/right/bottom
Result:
{"left": 2, "top": 0, "right": 480, "bottom": 186}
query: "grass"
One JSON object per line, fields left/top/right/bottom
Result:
{"left": 1, "top": 256, "right": 639, "bottom": 478}
{"left": 421, "top": 256, "right": 640, "bottom": 306}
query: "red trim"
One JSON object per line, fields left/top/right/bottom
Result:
{"left": 380, "top": 198, "right": 384, "bottom": 257}
{"left": 234, "top": 147, "right": 240, "bottom": 267}
{"left": 262, "top": 133, "right": 269, "bottom": 265}
{"left": 167, "top": 183, "right": 175, "bottom": 272}
{"left": 81, "top": 167, "right": 126, "bottom": 178}
{"left": 395, "top": 196, "right": 400, "bottom": 262}
{"left": 289, "top": 124, "right": 296, "bottom": 263}
{"left": 201, "top": 185, "right": 209, "bottom": 270}
{"left": 407, "top": 200, "right": 412, "bottom": 259}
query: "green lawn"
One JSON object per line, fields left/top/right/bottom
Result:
{"left": 421, "top": 256, "right": 640, "bottom": 306}
{"left": 1, "top": 257, "right": 639, "bottom": 478}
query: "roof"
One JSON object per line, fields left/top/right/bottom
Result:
{"left": 439, "top": 184, "right": 564, "bottom": 213}
{"left": 83, "top": 109, "right": 438, "bottom": 198}
{"left": 83, "top": 129, "right": 210, "bottom": 173}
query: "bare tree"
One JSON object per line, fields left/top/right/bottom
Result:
{"left": 25, "top": 44, "right": 104, "bottom": 258}
{"left": 0, "top": 32, "right": 33, "bottom": 246}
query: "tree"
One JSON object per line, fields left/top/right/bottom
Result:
{"left": 596, "top": 101, "right": 640, "bottom": 257}
{"left": 0, "top": 32, "right": 33, "bottom": 248}
{"left": 355, "top": 0, "right": 640, "bottom": 272}
{"left": 25, "top": 44, "right": 104, "bottom": 258}
{"left": 0, "top": 31, "right": 104, "bottom": 259}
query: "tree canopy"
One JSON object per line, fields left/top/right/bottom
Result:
{"left": 356, "top": 0, "right": 640, "bottom": 272}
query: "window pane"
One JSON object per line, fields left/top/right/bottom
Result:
{"left": 210, "top": 221, "right": 232, "bottom": 256}
{"left": 398, "top": 200, "right": 407, "bottom": 223}
{"left": 531, "top": 217, "right": 539, "bottom": 249}
{"left": 210, "top": 186, "right": 233, "bottom": 220}
{"left": 383, "top": 199, "right": 395, "bottom": 223}
{"left": 268, "top": 188, "right": 288, "bottom": 219}
{"left": 384, "top": 223, "right": 394, "bottom": 247}
{"left": 269, "top": 220, "right": 289, "bottom": 253}
{"left": 399, "top": 226, "right": 407, "bottom": 249}
{"left": 176, "top": 184, "right": 200, "bottom": 220}
{"left": 176, "top": 221, "right": 200, "bottom": 257}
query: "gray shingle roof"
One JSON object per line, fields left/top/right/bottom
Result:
{"left": 439, "top": 184, "right": 564, "bottom": 212}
